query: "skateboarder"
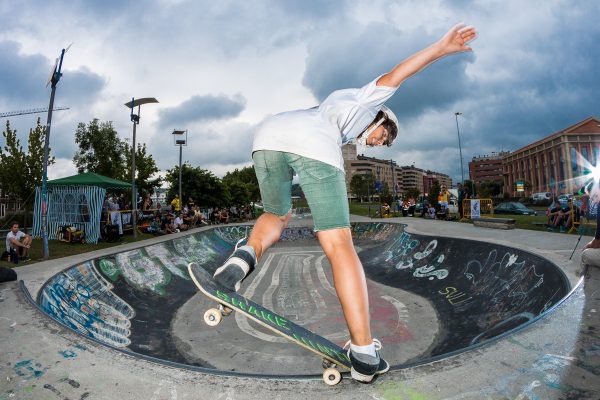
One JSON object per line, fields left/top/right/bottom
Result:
{"left": 214, "top": 23, "right": 477, "bottom": 383}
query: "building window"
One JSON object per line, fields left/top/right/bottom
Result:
{"left": 571, "top": 147, "right": 578, "bottom": 173}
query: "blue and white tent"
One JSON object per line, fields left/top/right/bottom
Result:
{"left": 32, "top": 172, "right": 130, "bottom": 244}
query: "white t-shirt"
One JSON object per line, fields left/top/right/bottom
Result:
{"left": 252, "top": 77, "right": 397, "bottom": 171}
{"left": 6, "top": 231, "right": 25, "bottom": 252}
{"left": 173, "top": 216, "right": 184, "bottom": 227}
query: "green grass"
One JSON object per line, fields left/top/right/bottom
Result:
{"left": 2, "top": 231, "right": 157, "bottom": 268}
{"left": 348, "top": 202, "right": 383, "bottom": 217}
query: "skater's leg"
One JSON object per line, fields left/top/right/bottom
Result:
{"left": 294, "top": 155, "right": 388, "bottom": 382}
{"left": 247, "top": 211, "right": 291, "bottom": 261}
{"left": 214, "top": 150, "right": 293, "bottom": 290}
{"left": 317, "top": 227, "right": 371, "bottom": 345}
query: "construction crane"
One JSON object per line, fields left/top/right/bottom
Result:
{"left": 0, "top": 106, "right": 70, "bottom": 118}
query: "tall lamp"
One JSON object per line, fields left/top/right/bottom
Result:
{"left": 454, "top": 112, "right": 467, "bottom": 194}
{"left": 172, "top": 130, "right": 187, "bottom": 208}
{"left": 41, "top": 45, "right": 71, "bottom": 259}
{"left": 124, "top": 97, "right": 158, "bottom": 238}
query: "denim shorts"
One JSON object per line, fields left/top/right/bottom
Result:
{"left": 252, "top": 150, "right": 349, "bottom": 232}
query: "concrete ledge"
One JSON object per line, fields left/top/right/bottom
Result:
{"left": 472, "top": 217, "right": 516, "bottom": 230}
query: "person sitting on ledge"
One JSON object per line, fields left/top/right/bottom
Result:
{"left": 6, "top": 221, "right": 32, "bottom": 262}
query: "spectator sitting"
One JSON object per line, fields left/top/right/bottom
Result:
{"left": 6, "top": 221, "right": 32, "bottom": 262}
{"left": 187, "top": 197, "right": 195, "bottom": 210}
{"left": 142, "top": 194, "right": 153, "bottom": 212}
{"left": 173, "top": 213, "right": 189, "bottom": 232}
{"left": 546, "top": 196, "right": 562, "bottom": 227}
{"left": 194, "top": 206, "right": 209, "bottom": 225}
{"left": 184, "top": 207, "right": 197, "bottom": 227}
{"left": 219, "top": 208, "right": 229, "bottom": 224}
{"left": 210, "top": 208, "right": 219, "bottom": 224}
{"left": 549, "top": 199, "right": 579, "bottom": 233}
{"left": 382, "top": 203, "right": 391, "bottom": 217}
{"left": 243, "top": 205, "right": 253, "bottom": 221}
{"left": 147, "top": 215, "right": 165, "bottom": 235}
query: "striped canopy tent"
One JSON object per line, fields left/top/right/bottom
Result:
{"left": 33, "top": 172, "right": 131, "bottom": 244}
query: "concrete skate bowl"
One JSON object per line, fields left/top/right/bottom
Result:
{"left": 36, "top": 222, "right": 570, "bottom": 378}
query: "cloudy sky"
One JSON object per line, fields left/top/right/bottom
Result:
{"left": 1, "top": 0, "right": 599, "bottom": 185}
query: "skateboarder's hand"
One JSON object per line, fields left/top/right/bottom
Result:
{"left": 437, "top": 23, "right": 477, "bottom": 55}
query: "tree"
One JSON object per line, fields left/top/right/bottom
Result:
{"left": 73, "top": 119, "right": 127, "bottom": 180}
{"left": 24, "top": 118, "right": 55, "bottom": 208}
{"left": 405, "top": 187, "right": 421, "bottom": 200}
{"left": 222, "top": 166, "right": 260, "bottom": 201}
{"left": 0, "top": 120, "right": 27, "bottom": 203}
{"left": 380, "top": 182, "right": 392, "bottom": 204}
{"left": 427, "top": 181, "right": 441, "bottom": 208}
{"left": 224, "top": 179, "right": 251, "bottom": 206}
{"left": 0, "top": 118, "right": 55, "bottom": 206}
{"left": 350, "top": 174, "right": 367, "bottom": 201}
{"left": 0, "top": 119, "right": 55, "bottom": 227}
{"left": 123, "top": 142, "right": 162, "bottom": 198}
{"left": 165, "top": 163, "right": 229, "bottom": 207}
{"left": 478, "top": 180, "right": 503, "bottom": 198}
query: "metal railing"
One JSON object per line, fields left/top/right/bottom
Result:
{"left": 461, "top": 198, "right": 494, "bottom": 220}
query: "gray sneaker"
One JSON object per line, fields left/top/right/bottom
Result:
{"left": 344, "top": 339, "right": 389, "bottom": 383}
{"left": 213, "top": 246, "right": 256, "bottom": 291}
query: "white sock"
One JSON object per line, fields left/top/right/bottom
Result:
{"left": 350, "top": 342, "right": 376, "bottom": 357}
{"left": 237, "top": 245, "right": 257, "bottom": 264}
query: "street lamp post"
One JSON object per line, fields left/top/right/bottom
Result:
{"left": 124, "top": 97, "right": 158, "bottom": 238}
{"left": 40, "top": 46, "right": 70, "bottom": 259}
{"left": 172, "top": 130, "right": 187, "bottom": 207}
{"left": 454, "top": 112, "right": 467, "bottom": 194}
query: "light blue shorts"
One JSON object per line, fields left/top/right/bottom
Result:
{"left": 252, "top": 150, "right": 349, "bottom": 232}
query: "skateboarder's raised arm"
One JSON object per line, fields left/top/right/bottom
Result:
{"left": 376, "top": 23, "right": 477, "bottom": 88}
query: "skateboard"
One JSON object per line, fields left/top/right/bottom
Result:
{"left": 187, "top": 262, "right": 352, "bottom": 385}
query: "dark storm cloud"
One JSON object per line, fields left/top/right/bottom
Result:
{"left": 464, "top": 12, "right": 600, "bottom": 154}
{"left": 0, "top": 41, "right": 106, "bottom": 109}
{"left": 302, "top": 23, "right": 476, "bottom": 121}
{"left": 157, "top": 94, "right": 247, "bottom": 130}
{"left": 0, "top": 41, "right": 49, "bottom": 106}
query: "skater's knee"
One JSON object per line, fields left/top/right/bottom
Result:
{"left": 317, "top": 227, "right": 353, "bottom": 254}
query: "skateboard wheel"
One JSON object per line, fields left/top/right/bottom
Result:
{"left": 204, "top": 308, "right": 222, "bottom": 326}
{"left": 218, "top": 304, "right": 233, "bottom": 317}
{"left": 323, "top": 368, "right": 341, "bottom": 386}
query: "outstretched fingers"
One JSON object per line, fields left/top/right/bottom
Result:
{"left": 458, "top": 25, "right": 478, "bottom": 45}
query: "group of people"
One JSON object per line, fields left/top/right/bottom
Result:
{"left": 137, "top": 195, "right": 257, "bottom": 236}
{"left": 102, "top": 192, "right": 257, "bottom": 238}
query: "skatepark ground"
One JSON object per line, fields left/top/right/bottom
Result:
{"left": 1, "top": 216, "right": 599, "bottom": 400}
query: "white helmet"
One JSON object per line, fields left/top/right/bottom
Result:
{"left": 356, "top": 106, "right": 400, "bottom": 147}
{"left": 381, "top": 106, "right": 399, "bottom": 132}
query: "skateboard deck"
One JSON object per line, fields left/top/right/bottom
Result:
{"left": 188, "top": 262, "right": 352, "bottom": 385}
